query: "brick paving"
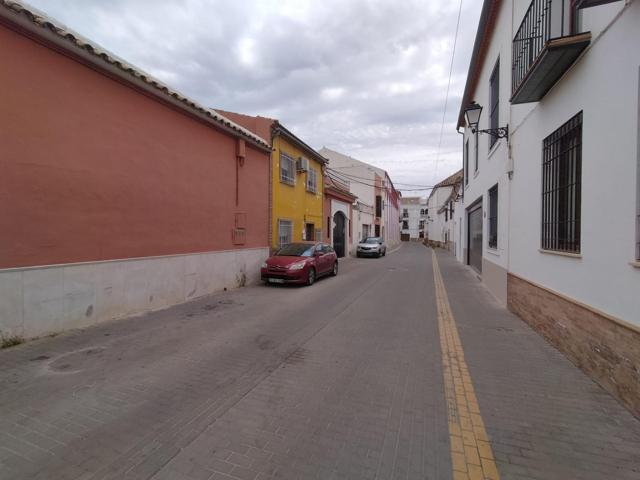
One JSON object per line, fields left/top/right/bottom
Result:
{"left": 0, "top": 243, "right": 639, "bottom": 479}
{"left": 436, "top": 249, "right": 640, "bottom": 479}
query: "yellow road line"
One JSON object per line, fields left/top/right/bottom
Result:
{"left": 432, "top": 250, "right": 500, "bottom": 480}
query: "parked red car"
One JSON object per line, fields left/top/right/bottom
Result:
{"left": 261, "top": 242, "right": 338, "bottom": 286}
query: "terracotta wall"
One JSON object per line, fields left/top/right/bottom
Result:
{"left": 0, "top": 25, "right": 270, "bottom": 268}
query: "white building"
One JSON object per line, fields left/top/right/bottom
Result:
{"left": 400, "top": 197, "right": 427, "bottom": 240}
{"left": 457, "top": 0, "right": 639, "bottom": 417}
{"left": 320, "top": 147, "right": 401, "bottom": 252}
{"left": 426, "top": 170, "right": 463, "bottom": 251}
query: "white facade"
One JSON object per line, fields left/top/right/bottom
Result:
{"left": 427, "top": 186, "right": 452, "bottom": 244}
{"left": 320, "top": 147, "right": 401, "bottom": 250}
{"left": 457, "top": 0, "right": 639, "bottom": 320}
{"left": 354, "top": 201, "right": 375, "bottom": 245}
{"left": 400, "top": 197, "right": 427, "bottom": 240}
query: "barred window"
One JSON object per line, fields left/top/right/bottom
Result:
{"left": 278, "top": 219, "right": 293, "bottom": 247}
{"left": 464, "top": 139, "right": 469, "bottom": 185}
{"left": 541, "top": 111, "right": 582, "bottom": 253}
{"left": 280, "top": 154, "right": 295, "bottom": 185}
{"left": 306, "top": 168, "right": 317, "bottom": 193}
{"left": 474, "top": 131, "right": 479, "bottom": 172}
{"left": 488, "top": 184, "right": 498, "bottom": 249}
{"left": 489, "top": 59, "right": 500, "bottom": 149}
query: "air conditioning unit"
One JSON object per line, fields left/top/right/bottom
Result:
{"left": 296, "top": 156, "right": 309, "bottom": 172}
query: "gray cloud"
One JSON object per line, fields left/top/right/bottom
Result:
{"left": 26, "top": 0, "right": 481, "bottom": 194}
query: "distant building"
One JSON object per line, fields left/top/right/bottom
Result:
{"left": 320, "top": 148, "right": 401, "bottom": 253}
{"left": 400, "top": 197, "right": 427, "bottom": 240}
{"left": 426, "top": 170, "right": 463, "bottom": 252}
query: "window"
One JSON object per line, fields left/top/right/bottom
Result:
{"left": 362, "top": 224, "right": 370, "bottom": 239}
{"left": 489, "top": 59, "right": 500, "bottom": 149}
{"left": 488, "top": 184, "right": 498, "bottom": 249}
{"left": 541, "top": 111, "right": 582, "bottom": 253}
{"left": 636, "top": 67, "right": 640, "bottom": 260}
{"left": 315, "top": 229, "right": 322, "bottom": 241}
{"left": 321, "top": 244, "right": 334, "bottom": 254}
{"left": 402, "top": 208, "right": 408, "bottom": 218}
{"left": 306, "top": 168, "right": 317, "bottom": 193}
{"left": 474, "top": 131, "right": 479, "bottom": 172}
{"left": 402, "top": 220, "right": 409, "bottom": 229}
{"left": 464, "top": 139, "right": 469, "bottom": 185}
{"left": 278, "top": 219, "right": 293, "bottom": 246}
{"left": 280, "top": 154, "right": 295, "bottom": 185}
{"left": 445, "top": 209, "right": 448, "bottom": 222}
{"left": 449, "top": 201, "right": 454, "bottom": 218}
{"left": 375, "top": 196, "right": 382, "bottom": 217}
{"left": 419, "top": 220, "right": 425, "bottom": 230}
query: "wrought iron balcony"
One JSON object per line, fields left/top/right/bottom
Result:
{"left": 511, "top": 0, "right": 591, "bottom": 104}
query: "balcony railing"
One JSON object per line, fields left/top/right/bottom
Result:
{"left": 511, "top": 0, "right": 591, "bottom": 104}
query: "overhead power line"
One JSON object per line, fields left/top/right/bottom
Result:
{"left": 326, "top": 167, "right": 435, "bottom": 189}
{"left": 434, "top": 0, "right": 463, "bottom": 179}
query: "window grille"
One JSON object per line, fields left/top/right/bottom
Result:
{"left": 278, "top": 219, "right": 293, "bottom": 247}
{"left": 474, "top": 131, "right": 479, "bottom": 172}
{"left": 464, "top": 140, "right": 469, "bottom": 185}
{"left": 636, "top": 212, "right": 640, "bottom": 260}
{"left": 488, "top": 185, "right": 498, "bottom": 249}
{"left": 280, "top": 154, "right": 295, "bottom": 185}
{"left": 541, "top": 111, "right": 582, "bottom": 253}
{"left": 306, "top": 168, "right": 317, "bottom": 193}
{"left": 489, "top": 59, "right": 500, "bottom": 149}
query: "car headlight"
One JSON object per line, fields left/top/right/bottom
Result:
{"left": 261, "top": 262, "right": 268, "bottom": 268}
{"left": 288, "top": 261, "right": 306, "bottom": 271}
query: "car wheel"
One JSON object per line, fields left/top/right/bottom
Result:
{"left": 383, "top": 249, "right": 386, "bottom": 256}
{"left": 331, "top": 262, "right": 338, "bottom": 276}
{"left": 307, "top": 268, "right": 316, "bottom": 286}
{"left": 356, "top": 252, "right": 361, "bottom": 258}
{"left": 376, "top": 251, "right": 381, "bottom": 258}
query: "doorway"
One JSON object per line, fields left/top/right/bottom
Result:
{"left": 333, "top": 212, "right": 346, "bottom": 258}
{"left": 467, "top": 203, "right": 483, "bottom": 273}
{"left": 305, "top": 223, "right": 315, "bottom": 241}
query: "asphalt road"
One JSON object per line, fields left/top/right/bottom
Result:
{"left": 1, "top": 242, "right": 639, "bottom": 480}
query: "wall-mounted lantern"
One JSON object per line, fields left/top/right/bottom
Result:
{"left": 464, "top": 101, "right": 508, "bottom": 140}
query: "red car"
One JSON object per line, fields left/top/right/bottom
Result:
{"left": 261, "top": 242, "right": 338, "bottom": 286}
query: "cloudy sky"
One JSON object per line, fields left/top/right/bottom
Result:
{"left": 27, "top": 0, "right": 481, "bottom": 196}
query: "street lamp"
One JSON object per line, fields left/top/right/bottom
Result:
{"left": 464, "top": 101, "right": 508, "bottom": 140}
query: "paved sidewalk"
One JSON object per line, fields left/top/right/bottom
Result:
{"left": 0, "top": 243, "right": 638, "bottom": 479}
{"left": 435, "top": 249, "right": 640, "bottom": 479}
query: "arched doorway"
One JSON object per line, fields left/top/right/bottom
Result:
{"left": 333, "top": 212, "right": 346, "bottom": 258}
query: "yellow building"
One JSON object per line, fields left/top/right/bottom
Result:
{"left": 270, "top": 123, "right": 326, "bottom": 249}
{"left": 213, "top": 110, "right": 326, "bottom": 250}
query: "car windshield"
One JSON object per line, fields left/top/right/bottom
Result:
{"left": 364, "top": 237, "right": 381, "bottom": 244}
{"left": 275, "top": 243, "right": 315, "bottom": 257}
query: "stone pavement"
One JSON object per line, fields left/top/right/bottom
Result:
{"left": 0, "top": 243, "right": 639, "bottom": 479}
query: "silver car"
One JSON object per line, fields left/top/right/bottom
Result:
{"left": 356, "top": 237, "right": 387, "bottom": 258}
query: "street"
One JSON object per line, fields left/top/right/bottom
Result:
{"left": 1, "top": 243, "right": 639, "bottom": 480}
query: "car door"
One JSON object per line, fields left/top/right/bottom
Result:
{"left": 314, "top": 244, "right": 327, "bottom": 274}
{"left": 322, "top": 244, "right": 335, "bottom": 272}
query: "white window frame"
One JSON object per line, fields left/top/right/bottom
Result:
{"left": 278, "top": 219, "right": 293, "bottom": 247}
{"left": 306, "top": 167, "right": 317, "bottom": 193}
{"left": 280, "top": 153, "right": 296, "bottom": 185}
